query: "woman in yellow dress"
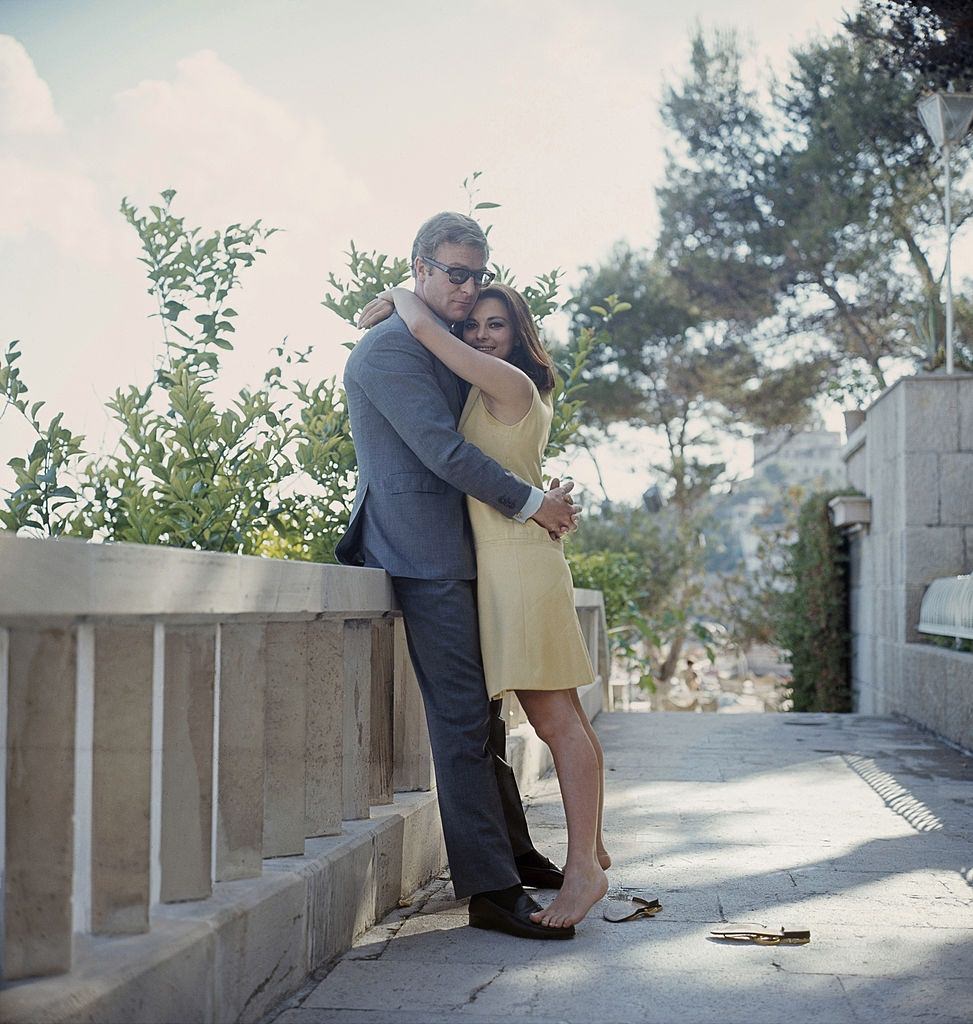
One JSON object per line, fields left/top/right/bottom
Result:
{"left": 360, "top": 282, "right": 609, "bottom": 928}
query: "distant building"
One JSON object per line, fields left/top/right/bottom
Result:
{"left": 753, "top": 428, "right": 845, "bottom": 490}
{"left": 720, "top": 427, "right": 845, "bottom": 575}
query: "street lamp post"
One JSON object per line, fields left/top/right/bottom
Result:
{"left": 917, "top": 92, "right": 973, "bottom": 376}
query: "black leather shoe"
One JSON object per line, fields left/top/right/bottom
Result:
{"left": 469, "top": 890, "right": 575, "bottom": 940}
{"left": 517, "top": 855, "right": 565, "bottom": 890}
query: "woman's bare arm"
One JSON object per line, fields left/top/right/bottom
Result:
{"left": 360, "top": 288, "right": 532, "bottom": 413}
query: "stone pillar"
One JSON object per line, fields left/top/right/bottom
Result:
{"left": 845, "top": 374, "right": 973, "bottom": 727}
{"left": 91, "top": 625, "right": 153, "bottom": 934}
{"left": 216, "top": 624, "right": 267, "bottom": 880}
{"left": 160, "top": 626, "right": 216, "bottom": 903}
{"left": 886, "top": 378, "right": 969, "bottom": 642}
{"left": 263, "top": 623, "right": 309, "bottom": 858}
{"left": 4, "top": 627, "right": 76, "bottom": 979}
{"left": 342, "top": 620, "right": 372, "bottom": 820}
{"left": 305, "top": 620, "right": 343, "bottom": 838}
{"left": 370, "top": 619, "right": 395, "bottom": 806}
{"left": 392, "top": 618, "right": 433, "bottom": 793}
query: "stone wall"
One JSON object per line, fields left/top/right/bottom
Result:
{"left": 843, "top": 374, "right": 973, "bottom": 749}
{"left": 0, "top": 537, "right": 610, "bottom": 1023}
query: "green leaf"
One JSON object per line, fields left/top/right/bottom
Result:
{"left": 163, "top": 301, "right": 188, "bottom": 320}
{"left": 474, "top": 202, "right": 501, "bottom": 210}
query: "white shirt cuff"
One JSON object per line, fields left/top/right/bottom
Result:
{"left": 513, "top": 485, "right": 544, "bottom": 524}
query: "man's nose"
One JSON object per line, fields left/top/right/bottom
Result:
{"left": 458, "top": 277, "right": 478, "bottom": 299}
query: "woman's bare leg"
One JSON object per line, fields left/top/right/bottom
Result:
{"left": 569, "top": 688, "right": 611, "bottom": 869}
{"left": 516, "top": 688, "right": 608, "bottom": 927}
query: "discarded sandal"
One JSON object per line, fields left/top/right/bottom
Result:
{"left": 710, "top": 922, "right": 810, "bottom": 945}
{"left": 602, "top": 895, "right": 663, "bottom": 923}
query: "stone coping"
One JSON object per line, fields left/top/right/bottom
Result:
{"left": 866, "top": 370, "right": 973, "bottom": 412}
{"left": 0, "top": 535, "right": 604, "bottom": 624}
{"left": 0, "top": 535, "right": 395, "bottom": 622}
{"left": 842, "top": 371, "right": 973, "bottom": 463}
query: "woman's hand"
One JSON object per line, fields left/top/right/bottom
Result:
{"left": 360, "top": 287, "right": 435, "bottom": 337}
{"left": 357, "top": 291, "right": 395, "bottom": 330}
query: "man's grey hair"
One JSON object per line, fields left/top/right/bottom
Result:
{"left": 411, "top": 211, "right": 489, "bottom": 277}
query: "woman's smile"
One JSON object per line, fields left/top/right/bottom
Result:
{"left": 462, "top": 297, "right": 516, "bottom": 361}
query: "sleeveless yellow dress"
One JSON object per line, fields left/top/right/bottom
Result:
{"left": 459, "top": 383, "right": 595, "bottom": 701}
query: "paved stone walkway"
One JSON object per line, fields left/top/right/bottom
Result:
{"left": 266, "top": 713, "right": 973, "bottom": 1024}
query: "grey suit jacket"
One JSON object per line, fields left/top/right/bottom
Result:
{"left": 335, "top": 312, "right": 533, "bottom": 579}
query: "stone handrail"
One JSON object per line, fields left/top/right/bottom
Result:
{"left": 0, "top": 535, "right": 608, "bottom": 989}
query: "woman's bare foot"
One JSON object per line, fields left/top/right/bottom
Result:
{"left": 597, "top": 847, "right": 612, "bottom": 870}
{"left": 530, "top": 865, "right": 608, "bottom": 928}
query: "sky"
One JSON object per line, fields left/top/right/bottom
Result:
{"left": 0, "top": 0, "right": 944, "bottom": 507}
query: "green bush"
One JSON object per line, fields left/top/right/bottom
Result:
{"left": 567, "top": 548, "right": 662, "bottom": 690}
{"left": 566, "top": 549, "right": 645, "bottom": 631}
{"left": 776, "top": 490, "right": 855, "bottom": 712}
{"left": 2, "top": 191, "right": 356, "bottom": 558}
{"left": 2, "top": 183, "right": 604, "bottom": 561}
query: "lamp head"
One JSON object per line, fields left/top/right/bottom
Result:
{"left": 918, "top": 92, "right": 973, "bottom": 148}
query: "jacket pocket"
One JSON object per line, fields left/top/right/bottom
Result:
{"left": 388, "top": 472, "right": 446, "bottom": 495}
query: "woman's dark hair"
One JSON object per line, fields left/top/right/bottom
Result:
{"left": 467, "top": 283, "right": 556, "bottom": 393}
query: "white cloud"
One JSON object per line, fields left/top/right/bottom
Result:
{"left": 0, "top": 34, "right": 62, "bottom": 135}
{"left": 0, "top": 38, "right": 112, "bottom": 259}
{"left": 0, "top": 43, "right": 374, "bottom": 484}
{"left": 0, "top": 155, "right": 115, "bottom": 258}
{"left": 0, "top": 2, "right": 862, "bottom": 501}
{"left": 90, "top": 50, "right": 376, "bottom": 395}
{"left": 107, "top": 49, "right": 367, "bottom": 229}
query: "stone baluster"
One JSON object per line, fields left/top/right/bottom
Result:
{"left": 91, "top": 624, "right": 154, "bottom": 933}
{"left": 263, "top": 623, "right": 310, "bottom": 858}
{"left": 4, "top": 626, "right": 77, "bottom": 979}
{"left": 305, "top": 620, "right": 343, "bottom": 839}
{"left": 159, "top": 625, "right": 216, "bottom": 902}
{"left": 392, "top": 618, "right": 434, "bottom": 793}
{"left": 342, "top": 619, "right": 372, "bottom": 821}
{"left": 216, "top": 624, "right": 267, "bottom": 880}
{"left": 369, "top": 618, "right": 395, "bottom": 806}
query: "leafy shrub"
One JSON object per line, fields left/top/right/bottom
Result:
{"left": 776, "top": 490, "right": 855, "bottom": 712}
{"left": 2, "top": 191, "right": 355, "bottom": 559}
{"left": 566, "top": 549, "right": 645, "bottom": 630}
{"left": 2, "top": 182, "right": 604, "bottom": 562}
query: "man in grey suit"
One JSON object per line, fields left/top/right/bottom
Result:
{"left": 336, "top": 211, "right": 578, "bottom": 939}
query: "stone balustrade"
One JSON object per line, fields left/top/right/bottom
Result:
{"left": 0, "top": 534, "right": 608, "bottom": 1021}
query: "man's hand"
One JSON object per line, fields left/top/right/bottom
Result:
{"left": 530, "top": 477, "right": 581, "bottom": 541}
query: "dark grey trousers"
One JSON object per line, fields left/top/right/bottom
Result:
{"left": 392, "top": 576, "right": 525, "bottom": 897}
{"left": 490, "top": 698, "right": 533, "bottom": 858}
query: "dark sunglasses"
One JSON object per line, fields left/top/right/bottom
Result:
{"left": 421, "top": 255, "right": 496, "bottom": 287}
